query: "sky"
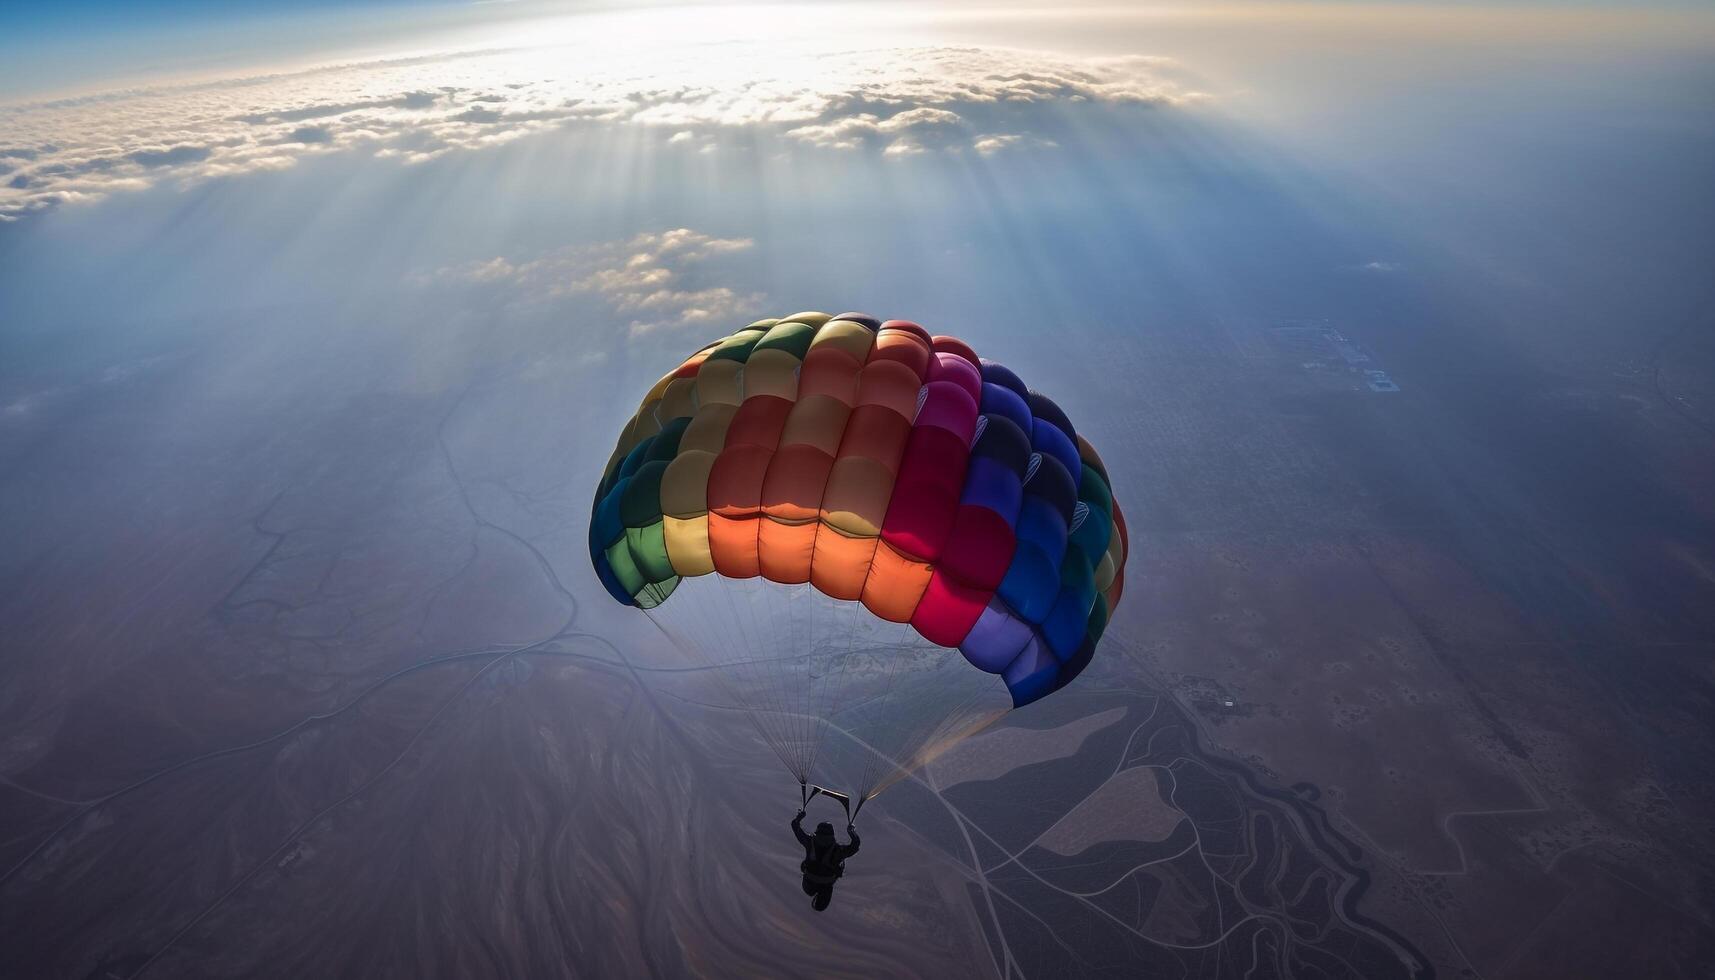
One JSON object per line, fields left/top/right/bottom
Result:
{"left": 4, "top": 2, "right": 1711, "bottom": 367}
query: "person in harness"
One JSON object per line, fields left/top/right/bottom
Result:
{"left": 792, "top": 809, "right": 861, "bottom": 911}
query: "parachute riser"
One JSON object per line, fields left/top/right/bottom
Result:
{"left": 800, "top": 782, "right": 855, "bottom": 823}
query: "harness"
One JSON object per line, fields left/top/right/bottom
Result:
{"left": 801, "top": 837, "right": 844, "bottom": 885}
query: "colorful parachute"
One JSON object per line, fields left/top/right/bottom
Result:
{"left": 591, "top": 312, "right": 1127, "bottom": 801}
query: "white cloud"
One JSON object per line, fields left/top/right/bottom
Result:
{"left": 0, "top": 42, "right": 1198, "bottom": 218}
{"left": 1349, "top": 260, "right": 1403, "bottom": 273}
{"left": 417, "top": 228, "right": 764, "bottom": 335}
{"left": 787, "top": 106, "right": 966, "bottom": 151}
{"left": 971, "top": 132, "right": 1057, "bottom": 156}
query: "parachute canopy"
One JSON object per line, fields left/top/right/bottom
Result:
{"left": 590, "top": 312, "right": 1128, "bottom": 709}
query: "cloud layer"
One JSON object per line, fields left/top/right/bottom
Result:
{"left": 415, "top": 228, "right": 764, "bottom": 336}
{"left": 0, "top": 40, "right": 1198, "bottom": 219}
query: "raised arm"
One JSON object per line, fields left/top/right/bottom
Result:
{"left": 792, "top": 810, "right": 812, "bottom": 847}
{"left": 840, "top": 825, "right": 861, "bottom": 859}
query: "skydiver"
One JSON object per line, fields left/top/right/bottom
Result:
{"left": 792, "top": 809, "right": 861, "bottom": 911}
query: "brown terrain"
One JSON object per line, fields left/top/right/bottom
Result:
{"left": 1, "top": 277, "right": 1712, "bottom": 979}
